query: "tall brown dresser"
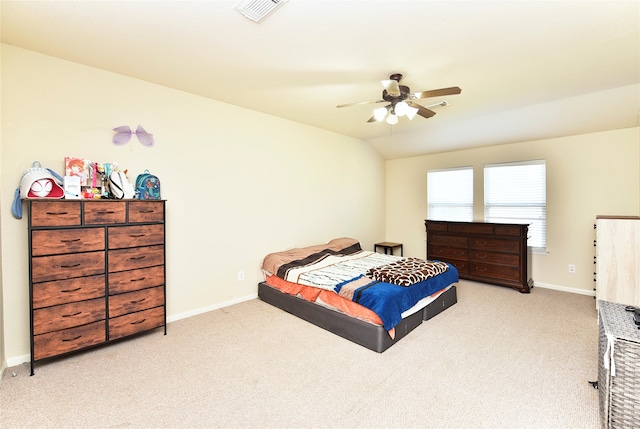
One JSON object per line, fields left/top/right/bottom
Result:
{"left": 425, "top": 220, "right": 532, "bottom": 293}
{"left": 28, "top": 199, "right": 166, "bottom": 375}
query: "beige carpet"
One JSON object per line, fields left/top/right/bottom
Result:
{"left": 0, "top": 280, "right": 600, "bottom": 429}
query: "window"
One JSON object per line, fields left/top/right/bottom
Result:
{"left": 484, "top": 160, "right": 546, "bottom": 250}
{"left": 427, "top": 167, "right": 473, "bottom": 222}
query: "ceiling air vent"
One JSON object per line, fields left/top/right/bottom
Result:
{"left": 234, "top": 0, "right": 288, "bottom": 23}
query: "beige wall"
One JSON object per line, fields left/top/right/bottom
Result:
{"left": 386, "top": 127, "right": 640, "bottom": 294}
{"left": 0, "top": 35, "right": 5, "bottom": 377}
{"left": 0, "top": 45, "right": 386, "bottom": 365}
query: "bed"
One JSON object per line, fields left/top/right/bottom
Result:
{"left": 259, "top": 237, "right": 458, "bottom": 352}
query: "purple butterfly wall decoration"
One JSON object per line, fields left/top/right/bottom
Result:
{"left": 112, "top": 125, "right": 155, "bottom": 147}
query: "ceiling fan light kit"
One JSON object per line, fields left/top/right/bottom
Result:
{"left": 338, "top": 73, "right": 461, "bottom": 124}
{"left": 373, "top": 107, "right": 388, "bottom": 121}
{"left": 405, "top": 105, "right": 419, "bottom": 120}
{"left": 395, "top": 101, "right": 409, "bottom": 116}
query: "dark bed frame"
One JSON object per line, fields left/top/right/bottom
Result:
{"left": 258, "top": 282, "right": 457, "bottom": 353}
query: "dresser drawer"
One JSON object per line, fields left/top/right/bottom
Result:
{"left": 32, "top": 251, "right": 105, "bottom": 283}
{"left": 108, "top": 224, "right": 164, "bottom": 249}
{"left": 30, "top": 201, "right": 81, "bottom": 227}
{"left": 494, "top": 225, "right": 526, "bottom": 237}
{"left": 109, "top": 286, "right": 164, "bottom": 318}
{"left": 469, "top": 250, "right": 520, "bottom": 266}
{"left": 470, "top": 237, "right": 520, "bottom": 253}
{"left": 108, "top": 245, "right": 164, "bottom": 272}
{"left": 33, "top": 297, "right": 105, "bottom": 335}
{"left": 470, "top": 262, "right": 521, "bottom": 282}
{"left": 32, "top": 275, "right": 105, "bottom": 309}
{"left": 109, "top": 266, "right": 165, "bottom": 295}
{"left": 31, "top": 228, "right": 105, "bottom": 256}
{"left": 425, "top": 221, "right": 448, "bottom": 232}
{"left": 444, "top": 259, "right": 469, "bottom": 275}
{"left": 33, "top": 320, "right": 106, "bottom": 361}
{"left": 428, "top": 234, "right": 468, "bottom": 248}
{"left": 128, "top": 201, "right": 164, "bottom": 223}
{"left": 84, "top": 201, "right": 126, "bottom": 224}
{"left": 428, "top": 244, "right": 468, "bottom": 260}
{"left": 109, "top": 306, "right": 164, "bottom": 340}
{"left": 449, "top": 223, "right": 494, "bottom": 235}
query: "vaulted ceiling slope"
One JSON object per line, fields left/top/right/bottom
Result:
{"left": 1, "top": 0, "right": 639, "bottom": 159}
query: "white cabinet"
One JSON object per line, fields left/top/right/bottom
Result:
{"left": 595, "top": 216, "right": 640, "bottom": 307}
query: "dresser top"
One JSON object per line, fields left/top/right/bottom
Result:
{"left": 425, "top": 219, "right": 530, "bottom": 226}
{"left": 598, "top": 300, "right": 640, "bottom": 344}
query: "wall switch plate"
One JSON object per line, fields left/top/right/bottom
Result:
{"left": 237, "top": 271, "right": 245, "bottom": 281}
{"left": 568, "top": 264, "right": 576, "bottom": 273}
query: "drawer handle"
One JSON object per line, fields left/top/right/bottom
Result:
{"left": 130, "top": 256, "right": 146, "bottom": 261}
{"left": 62, "top": 335, "right": 82, "bottom": 342}
{"left": 62, "top": 311, "right": 82, "bottom": 318}
{"left": 139, "top": 210, "right": 155, "bottom": 214}
{"left": 432, "top": 249, "right": 442, "bottom": 254}
{"left": 477, "top": 241, "right": 487, "bottom": 246}
{"left": 130, "top": 234, "right": 146, "bottom": 238}
{"left": 60, "top": 263, "right": 81, "bottom": 268}
{"left": 130, "top": 298, "right": 146, "bottom": 304}
{"left": 130, "top": 318, "right": 147, "bottom": 325}
{"left": 476, "top": 254, "right": 487, "bottom": 259}
{"left": 46, "top": 211, "right": 68, "bottom": 216}
{"left": 61, "top": 287, "right": 82, "bottom": 293}
{"left": 130, "top": 277, "right": 146, "bottom": 282}
{"left": 60, "top": 238, "right": 81, "bottom": 243}
{"left": 476, "top": 267, "right": 487, "bottom": 272}
{"left": 96, "top": 210, "right": 115, "bottom": 215}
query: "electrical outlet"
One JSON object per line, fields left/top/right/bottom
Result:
{"left": 568, "top": 264, "right": 576, "bottom": 273}
{"left": 237, "top": 271, "right": 245, "bottom": 281}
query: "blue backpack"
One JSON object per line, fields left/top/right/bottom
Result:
{"left": 135, "top": 170, "right": 161, "bottom": 200}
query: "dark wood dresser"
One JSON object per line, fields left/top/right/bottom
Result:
{"left": 28, "top": 199, "right": 166, "bottom": 375}
{"left": 425, "top": 220, "right": 532, "bottom": 293}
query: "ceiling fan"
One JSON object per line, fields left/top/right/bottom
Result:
{"left": 337, "top": 73, "right": 461, "bottom": 124}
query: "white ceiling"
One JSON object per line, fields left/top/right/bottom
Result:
{"left": 1, "top": 0, "right": 639, "bottom": 159}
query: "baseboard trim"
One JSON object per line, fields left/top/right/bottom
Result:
{"left": 167, "top": 293, "right": 258, "bottom": 323}
{"left": 534, "top": 281, "right": 596, "bottom": 296}
{"left": 6, "top": 354, "right": 29, "bottom": 369}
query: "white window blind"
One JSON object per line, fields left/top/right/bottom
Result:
{"left": 427, "top": 167, "right": 473, "bottom": 222}
{"left": 484, "top": 160, "right": 546, "bottom": 249}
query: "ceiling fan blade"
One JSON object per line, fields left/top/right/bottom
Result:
{"left": 381, "top": 79, "right": 401, "bottom": 96}
{"left": 336, "top": 99, "right": 385, "bottom": 108}
{"left": 408, "top": 101, "right": 437, "bottom": 118}
{"left": 411, "top": 86, "right": 462, "bottom": 100}
{"left": 367, "top": 115, "right": 379, "bottom": 123}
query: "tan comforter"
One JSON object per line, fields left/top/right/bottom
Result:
{"left": 261, "top": 237, "right": 361, "bottom": 277}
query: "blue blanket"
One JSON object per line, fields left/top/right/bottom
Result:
{"left": 336, "top": 263, "right": 458, "bottom": 330}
